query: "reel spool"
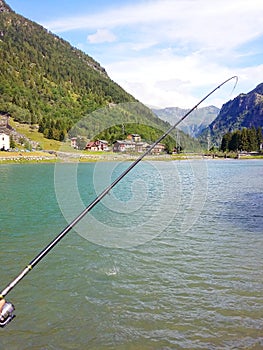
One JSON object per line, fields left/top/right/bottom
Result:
{"left": 0, "top": 302, "right": 15, "bottom": 328}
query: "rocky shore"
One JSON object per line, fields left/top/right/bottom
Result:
{"left": 0, "top": 150, "right": 192, "bottom": 163}
{"left": 0, "top": 151, "right": 57, "bottom": 163}
{"left": 1, "top": 150, "right": 261, "bottom": 164}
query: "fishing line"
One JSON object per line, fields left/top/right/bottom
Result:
{"left": 0, "top": 76, "right": 238, "bottom": 327}
{"left": 229, "top": 75, "right": 238, "bottom": 96}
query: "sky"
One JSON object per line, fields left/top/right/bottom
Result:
{"left": 6, "top": 0, "right": 263, "bottom": 109}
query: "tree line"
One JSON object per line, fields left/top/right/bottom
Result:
{"left": 38, "top": 117, "right": 72, "bottom": 141}
{"left": 220, "top": 127, "right": 262, "bottom": 152}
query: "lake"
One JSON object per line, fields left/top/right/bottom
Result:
{"left": 0, "top": 159, "right": 262, "bottom": 349}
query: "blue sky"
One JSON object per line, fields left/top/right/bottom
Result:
{"left": 6, "top": 0, "right": 263, "bottom": 108}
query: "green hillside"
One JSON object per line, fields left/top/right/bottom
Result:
{"left": 0, "top": 0, "right": 134, "bottom": 127}
{"left": 0, "top": 0, "right": 202, "bottom": 152}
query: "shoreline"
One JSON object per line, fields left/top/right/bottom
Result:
{"left": 0, "top": 150, "right": 187, "bottom": 164}
{"left": 0, "top": 151, "right": 262, "bottom": 164}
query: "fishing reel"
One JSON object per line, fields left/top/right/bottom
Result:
{"left": 0, "top": 301, "right": 15, "bottom": 328}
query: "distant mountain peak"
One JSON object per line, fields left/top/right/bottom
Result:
{"left": 152, "top": 105, "right": 219, "bottom": 138}
{"left": 0, "top": 0, "right": 11, "bottom": 13}
{"left": 251, "top": 83, "right": 263, "bottom": 96}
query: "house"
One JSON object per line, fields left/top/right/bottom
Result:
{"left": 113, "top": 140, "right": 136, "bottom": 152}
{"left": 113, "top": 140, "right": 166, "bottom": 154}
{"left": 135, "top": 142, "right": 150, "bottom": 153}
{"left": 113, "top": 134, "right": 144, "bottom": 152}
{"left": 147, "top": 143, "right": 166, "bottom": 154}
{"left": 71, "top": 137, "right": 77, "bottom": 148}
{"left": 113, "top": 140, "right": 150, "bottom": 153}
{"left": 0, "top": 133, "right": 10, "bottom": 151}
{"left": 86, "top": 140, "right": 109, "bottom": 151}
{"left": 113, "top": 140, "right": 125, "bottom": 152}
{"left": 127, "top": 134, "right": 141, "bottom": 142}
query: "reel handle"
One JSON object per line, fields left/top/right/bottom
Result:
{"left": 0, "top": 301, "right": 15, "bottom": 328}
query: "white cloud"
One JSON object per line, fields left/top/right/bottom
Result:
{"left": 87, "top": 28, "right": 116, "bottom": 44}
{"left": 104, "top": 49, "right": 263, "bottom": 108}
{"left": 104, "top": 52, "right": 231, "bottom": 108}
{"left": 45, "top": 0, "right": 263, "bottom": 50}
{"left": 42, "top": 0, "right": 263, "bottom": 108}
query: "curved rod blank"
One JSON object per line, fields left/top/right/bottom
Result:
{"left": 0, "top": 76, "right": 238, "bottom": 300}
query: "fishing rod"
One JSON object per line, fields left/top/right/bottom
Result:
{"left": 0, "top": 76, "right": 237, "bottom": 327}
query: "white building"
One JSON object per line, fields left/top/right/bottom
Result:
{"left": 0, "top": 133, "right": 10, "bottom": 150}
{"left": 70, "top": 137, "right": 77, "bottom": 148}
{"left": 113, "top": 140, "right": 150, "bottom": 153}
{"left": 113, "top": 140, "right": 136, "bottom": 152}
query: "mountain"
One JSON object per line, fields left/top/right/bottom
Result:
{"left": 0, "top": 0, "right": 204, "bottom": 152}
{"left": 0, "top": 0, "right": 135, "bottom": 125}
{"left": 199, "top": 83, "right": 263, "bottom": 147}
{"left": 152, "top": 106, "right": 219, "bottom": 137}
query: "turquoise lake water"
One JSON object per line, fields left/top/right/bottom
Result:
{"left": 0, "top": 159, "right": 262, "bottom": 349}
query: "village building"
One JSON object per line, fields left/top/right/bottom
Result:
{"left": 116, "top": 142, "right": 165, "bottom": 154}
{"left": 135, "top": 142, "right": 146, "bottom": 153}
{"left": 126, "top": 134, "right": 141, "bottom": 142}
{"left": 113, "top": 140, "right": 136, "bottom": 152}
{"left": 113, "top": 132, "right": 166, "bottom": 153}
{"left": 113, "top": 133, "right": 147, "bottom": 153}
{"left": 0, "top": 132, "right": 10, "bottom": 150}
{"left": 0, "top": 114, "right": 11, "bottom": 150}
{"left": 148, "top": 143, "right": 166, "bottom": 154}
{"left": 86, "top": 140, "right": 109, "bottom": 151}
{"left": 70, "top": 137, "right": 77, "bottom": 149}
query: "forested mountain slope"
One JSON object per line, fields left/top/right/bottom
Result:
{"left": 0, "top": 0, "right": 136, "bottom": 126}
{"left": 199, "top": 83, "right": 263, "bottom": 146}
